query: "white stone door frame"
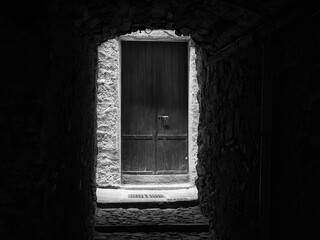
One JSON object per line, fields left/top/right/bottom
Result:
{"left": 96, "top": 30, "right": 199, "bottom": 188}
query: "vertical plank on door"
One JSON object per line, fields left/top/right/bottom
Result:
{"left": 179, "top": 43, "right": 188, "bottom": 135}
{"left": 171, "top": 140, "right": 179, "bottom": 171}
{"left": 163, "top": 43, "right": 173, "bottom": 169}
{"left": 122, "top": 140, "right": 130, "bottom": 171}
{"left": 137, "top": 42, "right": 146, "bottom": 170}
{"left": 121, "top": 42, "right": 131, "bottom": 171}
{"left": 121, "top": 42, "right": 130, "bottom": 135}
{"left": 145, "top": 42, "right": 155, "bottom": 134}
{"left": 145, "top": 42, "right": 155, "bottom": 171}
{"left": 177, "top": 139, "right": 188, "bottom": 171}
{"left": 130, "top": 42, "right": 138, "bottom": 170}
{"left": 171, "top": 43, "right": 180, "bottom": 136}
{"left": 156, "top": 43, "right": 164, "bottom": 135}
{"left": 145, "top": 139, "right": 155, "bottom": 171}
{"left": 165, "top": 140, "right": 173, "bottom": 170}
{"left": 157, "top": 139, "right": 164, "bottom": 171}
{"left": 137, "top": 140, "right": 145, "bottom": 171}
{"left": 178, "top": 43, "right": 188, "bottom": 171}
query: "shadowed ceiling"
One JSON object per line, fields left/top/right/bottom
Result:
{"left": 65, "top": 0, "right": 292, "bottom": 53}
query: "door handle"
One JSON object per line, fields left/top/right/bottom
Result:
{"left": 158, "top": 115, "right": 169, "bottom": 124}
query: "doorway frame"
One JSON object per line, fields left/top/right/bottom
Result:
{"left": 95, "top": 30, "right": 199, "bottom": 187}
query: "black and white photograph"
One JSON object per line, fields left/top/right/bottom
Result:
{"left": 1, "top": 0, "right": 319, "bottom": 239}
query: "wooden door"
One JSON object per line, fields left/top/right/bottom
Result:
{"left": 121, "top": 41, "right": 188, "bottom": 174}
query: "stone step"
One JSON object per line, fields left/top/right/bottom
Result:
{"left": 95, "top": 223, "right": 209, "bottom": 233}
{"left": 97, "top": 199, "right": 198, "bottom": 209}
{"left": 96, "top": 206, "right": 208, "bottom": 226}
{"left": 94, "top": 231, "right": 212, "bottom": 240}
{"left": 94, "top": 206, "right": 210, "bottom": 238}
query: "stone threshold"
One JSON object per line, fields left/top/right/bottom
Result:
{"left": 96, "top": 185, "right": 198, "bottom": 208}
{"left": 121, "top": 174, "right": 190, "bottom": 185}
{"left": 121, "top": 183, "right": 194, "bottom": 190}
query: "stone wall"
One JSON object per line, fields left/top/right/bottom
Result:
{"left": 196, "top": 45, "right": 262, "bottom": 239}
{"left": 195, "top": 13, "right": 320, "bottom": 240}
{"left": 96, "top": 30, "right": 199, "bottom": 187}
{"left": 1, "top": 1, "right": 97, "bottom": 240}
{"left": 43, "top": 5, "right": 97, "bottom": 238}
{"left": 269, "top": 15, "right": 320, "bottom": 239}
{"left": 0, "top": 2, "right": 49, "bottom": 238}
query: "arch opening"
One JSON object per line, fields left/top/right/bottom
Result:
{"left": 96, "top": 29, "right": 200, "bottom": 189}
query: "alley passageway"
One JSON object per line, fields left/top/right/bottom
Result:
{"left": 2, "top": 1, "right": 320, "bottom": 240}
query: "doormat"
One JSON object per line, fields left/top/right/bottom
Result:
{"left": 128, "top": 194, "right": 166, "bottom": 199}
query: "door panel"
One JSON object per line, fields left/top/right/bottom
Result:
{"left": 156, "top": 139, "right": 188, "bottom": 171}
{"left": 121, "top": 41, "right": 188, "bottom": 174}
{"left": 156, "top": 42, "right": 188, "bottom": 173}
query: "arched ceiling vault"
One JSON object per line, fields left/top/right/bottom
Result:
{"left": 67, "top": 0, "right": 292, "bottom": 54}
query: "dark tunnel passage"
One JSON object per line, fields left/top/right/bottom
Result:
{"left": 1, "top": 0, "right": 320, "bottom": 240}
